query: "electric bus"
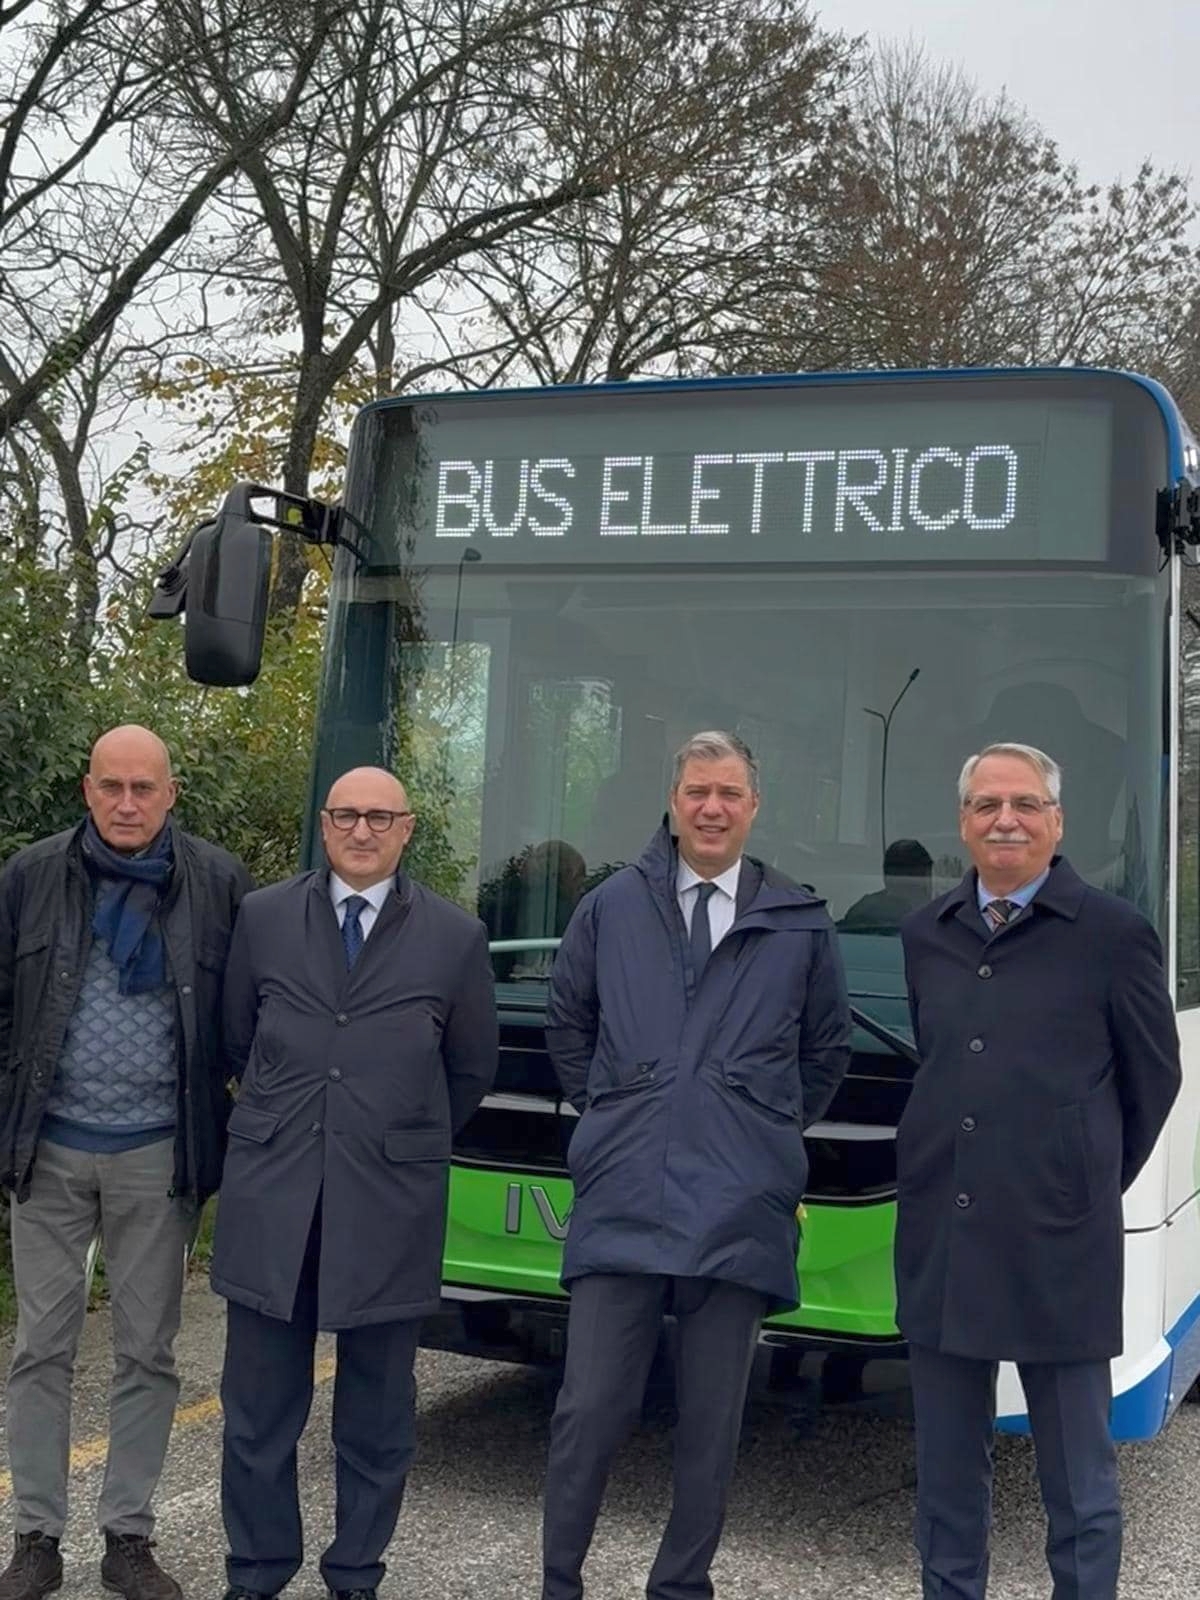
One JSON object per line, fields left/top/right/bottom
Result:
{"left": 161, "top": 366, "right": 1200, "bottom": 1440}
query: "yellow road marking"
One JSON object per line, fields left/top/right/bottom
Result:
{"left": 0, "top": 1356, "right": 337, "bottom": 1501}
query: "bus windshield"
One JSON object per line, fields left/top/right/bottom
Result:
{"left": 313, "top": 561, "right": 1165, "bottom": 1035}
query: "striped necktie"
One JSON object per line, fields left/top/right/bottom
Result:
{"left": 983, "top": 897, "right": 1018, "bottom": 932}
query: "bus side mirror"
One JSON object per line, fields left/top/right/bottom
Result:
{"left": 184, "top": 509, "right": 273, "bottom": 687}
{"left": 149, "top": 483, "right": 347, "bottom": 687}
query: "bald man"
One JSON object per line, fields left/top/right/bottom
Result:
{"left": 212, "top": 767, "right": 498, "bottom": 1600}
{"left": 0, "top": 725, "right": 251, "bottom": 1600}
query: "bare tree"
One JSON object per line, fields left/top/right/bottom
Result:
{"left": 152, "top": 0, "right": 641, "bottom": 609}
{"left": 754, "top": 45, "right": 1199, "bottom": 373}
{"left": 0, "top": 0, "right": 340, "bottom": 439}
{"left": 453, "top": 0, "right": 858, "bottom": 385}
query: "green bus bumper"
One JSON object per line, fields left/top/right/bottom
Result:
{"left": 436, "top": 1165, "right": 900, "bottom": 1353}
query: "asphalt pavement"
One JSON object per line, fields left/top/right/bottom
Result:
{"left": 2, "top": 1279, "right": 1198, "bottom": 1600}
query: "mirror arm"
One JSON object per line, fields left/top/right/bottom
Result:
{"left": 220, "top": 484, "right": 364, "bottom": 559}
{"left": 146, "top": 524, "right": 203, "bottom": 618}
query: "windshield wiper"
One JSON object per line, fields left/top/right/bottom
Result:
{"left": 848, "top": 1004, "right": 919, "bottom": 1067}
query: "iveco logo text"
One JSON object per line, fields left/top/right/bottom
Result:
{"left": 504, "top": 1183, "right": 570, "bottom": 1240}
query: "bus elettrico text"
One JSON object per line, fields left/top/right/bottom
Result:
{"left": 155, "top": 366, "right": 1200, "bottom": 1441}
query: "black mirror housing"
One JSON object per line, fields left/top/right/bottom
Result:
{"left": 184, "top": 503, "right": 273, "bottom": 686}
{"left": 150, "top": 482, "right": 346, "bottom": 685}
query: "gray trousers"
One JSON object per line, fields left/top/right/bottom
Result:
{"left": 541, "top": 1273, "right": 766, "bottom": 1600}
{"left": 6, "top": 1138, "right": 194, "bottom": 1538}
{"left": 909, "top": 1343, "right": 1121, "bottom": 1600}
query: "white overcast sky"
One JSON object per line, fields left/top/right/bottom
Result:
{"left": 819, "top": 0, "right": 1199, "bottom": 186}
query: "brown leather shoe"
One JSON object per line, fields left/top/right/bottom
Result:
{"left": 100, "top": 1534, "right": 182, "bottom": 1600}
{"left": 0, "top": 1532, "right": 62, "bottom": 1600}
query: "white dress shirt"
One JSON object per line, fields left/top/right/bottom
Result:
{"left": 676, "top": 858, "right": 742, "bottom": 949}
{"left": 329, "top": 873, "right": 392, "bottom": 943}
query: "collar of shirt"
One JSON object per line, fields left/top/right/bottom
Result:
{"left": 329, "top": 873, "right": 393, "bottom": 930}
{"left": 676, "top": 857, "right": 741, "bottom": 908}
{"left": 976, "top": 866, "right": 1051, "bottom": 915}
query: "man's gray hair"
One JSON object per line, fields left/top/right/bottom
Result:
{"left": 671, "top": 731, "right": 759, "bottom": 795}
{"left": 958, "top": 742, "right": 1062, "bottom": 804}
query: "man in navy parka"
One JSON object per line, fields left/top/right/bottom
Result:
{"left": 540, "top": 730, "right": 852, "bottom": 1600}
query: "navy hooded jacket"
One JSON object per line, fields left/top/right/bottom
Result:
{"left": 545, "top": 822, "right": 852, "bottom": 1311}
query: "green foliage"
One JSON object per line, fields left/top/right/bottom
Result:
{"left": 0, "top": 553, "right": 323, "bottom": 885}
{"left": 0, "top": 562, "right": 102, "bottom": 853}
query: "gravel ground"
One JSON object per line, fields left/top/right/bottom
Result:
{"left": 1, "top": 1280, "right": 1197, "bottom": 1600}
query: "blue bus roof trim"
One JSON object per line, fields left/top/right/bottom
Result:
{"left": 357, "top": 366, "right": 1197, "bottom": 486}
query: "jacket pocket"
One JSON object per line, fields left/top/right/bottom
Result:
{"left": 1055, "top": 1102, "right": 1093, "bottom": 1217}
{"left": 227, "top": 1103, "right": 280, "bottom": 1144}
{"left": 14, "top": 927, "right": 50, "bottom": 960}
{"left": 384, "top": 1127, "right": 450, "bottom": 1163}
{"left": 720, "top": 1061, "right": 800, "bottom": 1123}
{"left": 588, "top": 1060, "right": 659, "bottom": 1106}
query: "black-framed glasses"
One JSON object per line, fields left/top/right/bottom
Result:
{"left": 322, "top": 807, "right": 413, "bottom": 833}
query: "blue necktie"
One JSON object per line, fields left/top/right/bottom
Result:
{"left": 690, "top": 882, "right": 717, "bottom": 979}
{"left": 341, "top": 894, "right": 367, "bottom": 969}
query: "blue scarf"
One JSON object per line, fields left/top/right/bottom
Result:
{"left": 83, "top": 817, "right": 174, "bottom": 995}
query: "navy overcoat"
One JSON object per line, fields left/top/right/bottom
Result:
{"left": 546, "top": 823, "right": 852, "bottom": 1311}
{"left": 211, "top": 869, "right": 498, "bottom": 1329}
{"left": 897, "top": 855, "right": 1180, "bottom": 1363}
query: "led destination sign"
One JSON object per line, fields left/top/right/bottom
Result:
{"left": 379, "top": 388, "right": 1114, "bottom": 564}
{"left": 434, "top": 444, "right": 1021, "bottom": 541}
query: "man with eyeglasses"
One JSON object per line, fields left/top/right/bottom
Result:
{"left": 211, "top": 767, "right": 497, "bottom": 1600}
{"left": 0, "top": 725, "right": 251, "bottom": 1600}
{"left": 897, "top": 741, "right": 1180, "bottom": 1600}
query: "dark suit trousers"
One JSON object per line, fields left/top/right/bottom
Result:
{"left": 220, "top": 1216, "right": 422, "bottom": 1593}
{"left": 909, "top": 1343, "right": 1120, "bottom": 1600}
{"left": 541, "top": 1273, "right": 766, "bottom": 1600}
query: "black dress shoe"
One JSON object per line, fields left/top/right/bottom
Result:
{"left": 222, "top": 1589, "right": 279, "bottom": 1600}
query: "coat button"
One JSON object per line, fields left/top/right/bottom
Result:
{"left": 968, "top": 1038, "right": 984, "bottom": 1053}
{"left": 328, "top": 1067, "right": 342, "bottom": 1082}
{"left": 335, "top": 1013, "right": 349, "bottom": 1025}
{"left": 59, "top": 970, "right": 71, "bottom": 981}
{"left": 977, "top": 964, "right": 992, "bottom": 979}
{"left": 309, "top": 1121, "right": 322, "bottom": 1135}
{"left": 180, "top": 984, "right": 192, "bottom": 996}
{"left": 961, "top": 1115, "right": 976, "bottom": 1132}
{"left": 955, "top": 1192, "right": 973, "bottom": 1208}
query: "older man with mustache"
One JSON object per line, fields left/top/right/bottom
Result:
{"left": 897, "top": 742, "right": 1180, "bottom": 1600}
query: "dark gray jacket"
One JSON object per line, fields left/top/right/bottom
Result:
{"left": 898, "top": 855, "right": 1181, "bottom": 1363}
{"left": 0, "top": 818, "right": 252, "bottom": 1203}
{"left": 546, "top": 822, "right": 852, "bottom": 1311}
{"left": 211, "top": 868, "right": 498, "bottom": 1329}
